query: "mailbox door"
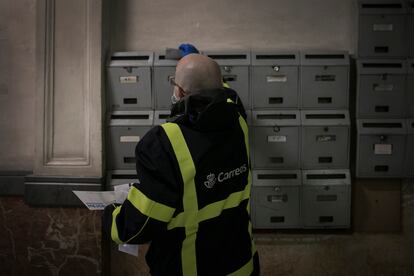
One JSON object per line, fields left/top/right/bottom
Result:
{"left": 107, "top": 67, "right": 152, "bottom": 110}
{"left": 301, "top": 66, "right": 348, "bottom": 109}
{"left": 252, "top": 66, "right": 299, "bottom": 109}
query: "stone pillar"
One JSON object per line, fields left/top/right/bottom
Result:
{"left": 25, "top": 0, "right": 109, "bottom": 205}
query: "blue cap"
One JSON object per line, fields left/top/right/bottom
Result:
{"left": 179, "top": 43, "right": 199, "bottom": 57}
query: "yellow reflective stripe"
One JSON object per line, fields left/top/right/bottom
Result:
{"left": 237, "top": 115, "right": 257, "bottom": 258}
{"left": 238, "top": 115, "right": 250, "bottom": 160}
{"left": 182, "top": 228, "right": 198, "bottom": 276}
{"left": 111, "top": 206, "right": 123, "bottom": 244}
{"left": 223, "top": 81, "right": 230, "bottom": 88}
{"left": 227, "top": 98, "right": 235, "bottom": 104}
{"left": 161, "top": 123, "right": 198, "bottom": 276}
{"left": 127, "top": 186, "right": 175, "bottom": 222}
{"left": 227, "top": 255, "right": 254, "bottom": 276}
{"left": 167, "top": 186, "right": 250, "bottom": 230}
{"left": 197, "top": 187, "right": 249, "bottom": 223}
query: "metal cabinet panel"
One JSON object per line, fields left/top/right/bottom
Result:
{"left": 251, "top": 111, "right": 301, "bottom": 169}
{"left": 252, "top": 170, "right": 301, "bottom": 229}
{"left": 300, "top": 52, "right": 349, "bottom": 109}
{"left": 356, "top": 119, "right": 407, "bottom": 177}
{"left": 405, "top": 119, "right": 414, "bottom": 177}
{"left": 358, "top": 1, "right": 407, "bottom": 57}
{"left": 107, "top": 170, "right": 138, "bottom": 190}
{"left": 153, "top": 110, "right": 171, "bottom": 125}
{"left": 108, "top": 111, "right": 154, "bottom": 170}
{"left": 153, "top": 53, "right": 177, "bottom": 109}
{"left": 203, "top": 51, "right": 251, "bottom": 108}
{"left": 251, "top": 52, "right": 300, "bottom": 109}
{"left": 357, "top": 59, "right": 406, "bottom": 118}
{"left": 407, "top": 60, "right": 414, "bottom": 117}
{"left": 301, "top": 110, "right": 350, "bottom": 169}
{"left": 302, "top": 170, "right": 351, "bottom": 228}
{"left": 107, "top": 52, "right": 153, "bottom": 111}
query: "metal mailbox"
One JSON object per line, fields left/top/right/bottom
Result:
{"left": 251, "top": 170, "right": 302, "bottom": 229}
{"left": 203, "top": 51, "right": 251, "bottom": 108}
{"left": 302, "top": 170, "right": 351, "bottom": 229}
{"left": 108, "top": 111, "right": 154, "bottom": 170}
{"left": 301, "top": 110, "right": 350, "bottom": 169}
{"left": 153, "top": 110, "right": 171, "bottom": 125}
{"left": 107, "top": 170, "right": 138, "bottom": 190}
{"left": 357, "top": 59, "right": 406, "bottom": 118}
{"left": 251, "top": 52, "right": 300, "bottom": 109}
{"left": 356, "top": 119, "right": 407, "bottom": 177}
{"left": 153, "top": 53, "right": 177, "bottom": 109}
{"left": 358, "top": 0, "right": 407, "bottom": 57}
{"left": 251, "top": 110, "right": 301, "bottom": 169}
{"left": 300, "top": 51, "right": 349, "bottom": 109}
{"left": 407, "top": 59, "right": 414, "bottom": 117}
{"left": 405, "top": 119, "right": 414, "bottom": 177}
{"left": 107, "top": 51, "right": 153, "bottom": 111}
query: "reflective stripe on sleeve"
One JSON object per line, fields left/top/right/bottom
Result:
{"left": 227, "top": 255, "right": 254, "bottom": 276}
{"left": 127, "top": 186, "right": 175, "bottom": 223}
{"left": 111, "top": 206, "right": 123, "bottom": 244}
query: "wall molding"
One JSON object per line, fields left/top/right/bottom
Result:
{"left": 35, "top": 0, "right": 104, "bottom": 176}
{"left": 24, "top": 175, "right": 103, "bottom": 206}
{"left": 0, "top": 171, "right": 32, "bottom": 196}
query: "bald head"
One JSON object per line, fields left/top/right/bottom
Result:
{"left": 173, "top": 54, "right": 222, "bottom": 98}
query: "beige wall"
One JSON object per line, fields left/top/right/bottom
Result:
{"left": 0, "top": 0, "right": 358, "bottom": 173}
{"left": 110, "top": 0, "right": 357, "bottom": 52}
{"left": 0, "top": 0, "right": 36, "bottom": 171}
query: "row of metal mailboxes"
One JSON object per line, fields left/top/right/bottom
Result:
{"left": 357, "top": 59, "right": 414, "bottom": 118}
{"left": 107, "top": 110, "right": 352, "bottom": 171}
{"left": 358, "top": 0, "right": 414, "bottom": 58}
{"left": 356, "top": 119, "right": 414, "bottom": 178}
{"left": 107, "top": 50, "right": 350, "bottom": 110}
{"left": 105, "top": 169, "right": 351, "bottom": 229}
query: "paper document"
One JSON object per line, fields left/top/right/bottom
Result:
{"left": 73, "top": 183, "right": 134, "bottom": 210}
{"left": 74, "top": 184, "right": 139, "bottom": 256}
{"left": 73, "top": 191, "right": 117, "bottom": 210}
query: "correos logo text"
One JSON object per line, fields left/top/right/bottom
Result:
{"left": 204, "top": 164, "right": 247, "bottom": 189}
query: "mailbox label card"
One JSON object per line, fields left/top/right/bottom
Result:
{"left": 374, "top": 144, "right": 392, "bottom": 155}
{"left": 120, "top": 76, "right": 138, "bottom": 83}
{"left": 268, "top": 135, "right": 287, "bottom": 143}
{"left": 120, "top": 136, "right": 140, "bottom": 143}
{"left": 316, "top": 135, "right": 336, "bottom": 142}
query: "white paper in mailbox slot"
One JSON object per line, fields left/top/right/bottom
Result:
{"left": 268, "top": 135, "right": 287, "bottom": 143}
{"left": 374, "top": 144, "right": 393, "bottom": 155}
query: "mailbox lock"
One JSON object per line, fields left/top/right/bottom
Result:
{"left": 274, "top": 186, "right": 281, "bottom": 192}
{"left": 272, "top": 66, "right": 280, "bottom": 72}
{"left": 324, "top": 127, "right": 329, "bottom": 132}
{"left": 123, "top": 67, "right": 133, "bottom": 74}
{"left": 379, "top": 135, "right": 387, "bottom": 141}
{"left": 323, "top": 186, "right": 330, "bottom": 191}
{"left": 381, "top": 74, "right": 387, "bottom": 81}
{"left": 273, "top": 125, "right": 281, "bottom": 132}
{"left": 223, "top": 66, "right": 232, "bottom": 73}
{"left": 127, "top": 127, "right": 132, "bottom": 130}
{"left": 323, "top": 65, "right": 328, "bottom": 70}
